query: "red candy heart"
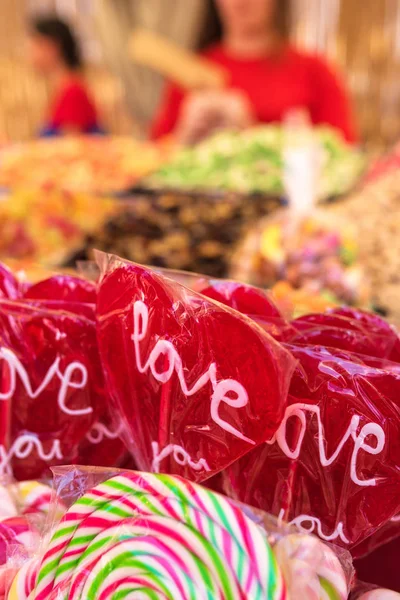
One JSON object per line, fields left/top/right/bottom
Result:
{"left": 199, "top": 280, "right": 282, "bottom": 319}
{"left": 0, "top": 271, "right": 125, "bottom": 480}
{"left": 97, "top": 258, "right": 295, "bottom": 481}
{"left": 224, "top": 342, "right": 400, "bottom": 553}
{"left": 288, "top": 312, "right": 397, "bottom": 359}
{"left": 24, "top": 275, "right": 96, "bottom": 304}
{"left": 0, "top": 299, "right": 103, "bottom": 480}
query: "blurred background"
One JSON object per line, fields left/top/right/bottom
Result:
{"left": 2, "top": 0, "right": 400, "bottom": 146}
{"left": 1, "top": 0, "right": 400, "bottom": 327}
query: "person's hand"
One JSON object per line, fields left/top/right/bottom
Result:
{"left": 176, "top": 89, "right": 255, "bottom": 145}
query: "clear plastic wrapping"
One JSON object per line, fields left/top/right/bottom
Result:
{"left": 6, "top": 465, "right": 353, "bottom": 600}
{"left": 0, "top": 266, "right": 127, "bottom": 480}
{"left": 96, "top": 255, "right": 400, "bottom": 559}
{"left": 96, "top": 254, "right": 296, "bottom": 482}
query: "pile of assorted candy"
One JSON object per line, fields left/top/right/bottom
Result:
{"left": 0, "top": 187, "right": 116, "bottom": 265}
{"left": 145, "top": 125, "right": 365, "bottom": 200}
{"left": 0, "top": 136, "right": 166, "bottom": 195}
{"left": 0, "top": 257, "right": 398, "bottom": 598}
{"left": 230, "top": 210, "right": 370, "bottom": 309}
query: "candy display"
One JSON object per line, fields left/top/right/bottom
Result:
{"left": 0, "top": 136, "right": 166, "bottom": 195}
{"left": 230, "top": 210, "right": 370, "bottom": 307}
{"left": 97, "top": 256, "right": 295, "bottom": 481}
{"left": 0, "top": 253, "right": 399, "bottom": 596}
{"left": 127, "top": 265, "right": 400, "bottom": 559}
{"left": 271, "top": 281, "right": 338, "bottom": 317}
{"left": 145, "top": 125, "right": 365, "bottom": 200}
{"left": 0, "top": 187, "right": 116, "bottom": 265}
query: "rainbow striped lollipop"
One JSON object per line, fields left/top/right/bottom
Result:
{"left": 7, "top": 557, "right": 39, "bottom": 600}
{"left": 17, "top": 483, "right": 52, "bottom": 518}
{"left": 33, "top": 472, "right": 286, "bottom": 600}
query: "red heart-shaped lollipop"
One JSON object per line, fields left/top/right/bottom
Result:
{"left": 24, "top": 275, "right": 96, "bottom": 304}
{"left": 288, "top": 310, "right": 400, "bottom": 360}
{"left": 224, "top": 342, "right": 400, "bottom": 553}
{"left": 0, "top": 270, "right": 116, "bottom": 480}
{"left": 97, "top": 258, "right": 295, "bottom": 481}
{"left": 198, "top": 280, "right": 292, "bottom": 340}
{"left": 0, "top": 299, "right": 104, "bottom": 480}
{"left": 199, "top": 280, "right": 282, "bottom": 319}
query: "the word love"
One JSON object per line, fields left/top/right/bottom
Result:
{"left": 269, "top": 403, "right": 385, "bottom": 488}
{"left": 132, "top": 301, "right": 255, "bottom": 445}
{"left": 0, "top": 347, "right": 92, "bottom": 416}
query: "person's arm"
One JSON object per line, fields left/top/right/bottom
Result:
{"left": 150, "top": 82, "right": 186, "bottom": 140}
{"left": 309, "top": 56, "right": 357, "bottom": 144}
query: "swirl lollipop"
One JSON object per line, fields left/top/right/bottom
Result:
{"left": 33, "top": 472, "right": 286, "bottom": 600}
{"left": 7, "top": 557, "right": 39, "bottom": 600}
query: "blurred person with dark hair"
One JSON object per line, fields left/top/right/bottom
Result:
{"left": 29, "top": 16, "right": 103, "bottom": 136}
{"left": 151, "top": 0, "right": 356, "bottom": 144}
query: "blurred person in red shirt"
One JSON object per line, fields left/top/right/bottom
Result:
{"left": 29, "top": 16, "right": 104, "bottom": 136}
{"left": 151, "top": 0, "right": 356, "bottom": 144}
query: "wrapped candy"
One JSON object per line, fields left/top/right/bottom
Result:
{"left": 152, "top": 268, "right": 292, "bottom": 341}
{"left": 288, "top": 308, "right": 400, "bottom": 360}
{"left": 7, "top": 557, "right": 39, "bottom": 600}
{"left": 0, "top": 265, "right": 127, "bottom": 480}
{"left": 0, "top": 298, "right": 103, "bottom": 480}
{"left": 351, "top": 581, "right": 400, "bottom": 599}
{"left": 96, "top": 255, "right": 295, "bottom": 481}
{"left": 23, "top": 275, "right": 96, "bottom": 304}
{"left": 223, "top": 336, "right": 400, "bottom": 554}
{"left": 29, "top": 471, "right": 287, "bottom": 600}
{"left": 8, "top": 466, "right": 352, "bottom": 600}
{"left": 0, "top": 484, "right": 18, "bottom": 521}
